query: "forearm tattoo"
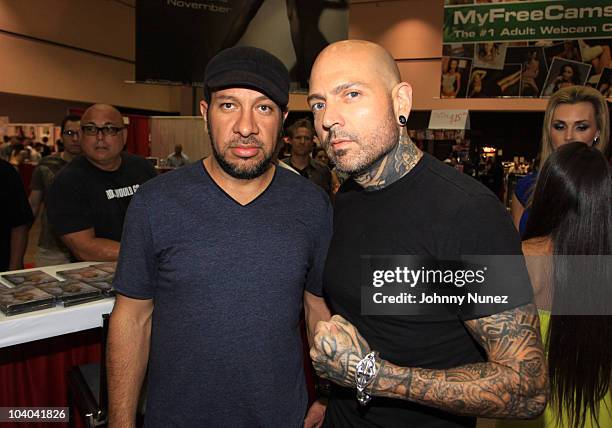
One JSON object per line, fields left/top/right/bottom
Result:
{"left": 355, "top": 134, "right": 422, "bottom": 191}
{"left": 371, "top": 304, "right": 548, "bottom": 418}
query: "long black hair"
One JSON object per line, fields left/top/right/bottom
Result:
{"left": 524, "top": 142, "right": 612, "bottom": 427}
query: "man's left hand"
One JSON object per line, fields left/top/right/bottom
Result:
{"left": 309, "top": 315, "right": 372, "bottom": 388}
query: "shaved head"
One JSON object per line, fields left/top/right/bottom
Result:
{"left": 308, "top": 40, "right": 412, "bottom": 175}
{"left": 81, "top": 104, "right": 124, "bottom": 126}
{"left": 80, "top": 103, "right": 127, "bottom": 171}
{"left": 313, "top": 40, "right": 401, "bottom": 93}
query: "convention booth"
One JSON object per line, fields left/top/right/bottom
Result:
{"left": 0, "top": 263, "right": 114, "bottom": 428}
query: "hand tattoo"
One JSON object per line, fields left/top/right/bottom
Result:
{"left": 310, "top": 315, "right": 372, "bottom": 388}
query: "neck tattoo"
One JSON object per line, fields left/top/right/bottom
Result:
{"left": 354, "top": 133, "right": 423, "bottom": 191}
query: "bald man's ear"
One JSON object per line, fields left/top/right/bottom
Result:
{"left": 392, "top": 82, "right": 413, "bottom": 125}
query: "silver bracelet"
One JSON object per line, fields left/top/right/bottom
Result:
{"left": 355, "top": 351, "right": 379, "bottom": 406}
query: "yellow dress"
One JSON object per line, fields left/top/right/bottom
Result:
{"left": 494, "top": 310, "right": 612, "bottom": 428}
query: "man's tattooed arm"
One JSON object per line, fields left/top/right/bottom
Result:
{"left": 310, "top": 305, "right": 548, "bottom": 419}
{"left": 370, "top": 303, "right": 548, "bottom": 418}
{"left": 354, "top": 135, "right": 422, "bottom": 191}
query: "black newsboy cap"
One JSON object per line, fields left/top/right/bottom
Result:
{"left": 203, "top": 46, "right": 290, "bottom": 110}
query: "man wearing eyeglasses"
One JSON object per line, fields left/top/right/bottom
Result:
{"left": 47, "top": 104, "right": 156, "bottom": 262}
{"left": 29, "top": 114, "right": 82, "bottom": 266}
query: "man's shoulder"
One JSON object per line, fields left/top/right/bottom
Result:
{"left": 121, "top": 152, "right": 153, "bottom": 167}
{"left": 419, "top": 154, "right": 494, "bottom": 201}
{"left": 37, "top": 154, "right": 66, "bottom": 167}
{"left": 136, "top": 160, "right": 200, "bottom": 198}
{"left": 51, "top": 156, "right": 89, "bottom": 183}
{"left": 120, "top": 152, "right": 157, "bottom": 177}
{"left": 275, "top": 166, "right": 329, "bottom": 204}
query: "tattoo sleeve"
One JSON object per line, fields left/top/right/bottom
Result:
{"left": 371, "top": 304, "right": 548, "bottom": 419}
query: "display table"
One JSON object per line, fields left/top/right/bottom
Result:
{"left": 0, "top": 263, "right": 115, "bottom": 348}
{"left": 0, "top": 262, "right": 116, "bottom": 428}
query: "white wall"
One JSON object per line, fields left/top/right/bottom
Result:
{"left": 0, "top": 0, "right": 190, "bottom": 113}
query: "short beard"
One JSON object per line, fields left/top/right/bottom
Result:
{"left": 325, "top": 105, "right": 399, "bottom": 176}
{"left": 207, "top": 117, "right": 274, "bottom": 180}
{"left": 212, "top": 143, "right": 272, "bottom": 179}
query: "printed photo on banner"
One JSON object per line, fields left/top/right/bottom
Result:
{"left": 467, "top": 64, "right": 521, "bottom": 98}
{"left": 443, "top": 43, "right": 474, "bottom": 59}
{"left": 542, "top": 58, "right": 591, "bottom": 97}
{"left": 544, "top": 40, "right": 582, "bottom": 66}
{"left": 473, "top": 42, "right": 508, "bottom": 70}
{"left": 440, "top": 57, "right": 472, "bottom": 98}
{"left": 442, "top": 0, "right": 612, "bottom": 98}
{"left": 597, "top": 67, "right": 612, "bottom": 98}
{"left": 505, "top": 47, "right": 547, "bottom": 97}
{"left": 579, "top": 39, "right": 612, "bottom": 87}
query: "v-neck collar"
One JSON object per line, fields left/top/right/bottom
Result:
{"left": 200, "top": 160, "right": 278, "bottom": 207}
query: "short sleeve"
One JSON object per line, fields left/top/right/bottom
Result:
{"left": 47, "top": 172, "right": 94, "bottom": 236}
{"left": 448, "top": 194, "right": 533, "bottom": 320}
{"left": 30, "top": 165, "right": 46, "bottom": 192}
{"left": 304, "top": 192, "right": 333, "bottom": 296}
{"left": 113, "top": 191, "right": 157, "bottom": 299}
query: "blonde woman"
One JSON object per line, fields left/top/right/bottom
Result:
{"left": 511, "top": 85, "right": 610, "bottom": 235}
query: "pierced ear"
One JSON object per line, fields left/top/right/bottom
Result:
{"left": 392, "top": 82, "right": 413, "bottom": 123}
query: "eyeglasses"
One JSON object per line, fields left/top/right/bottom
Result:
{"left": 81, "top": 124, "right": 124, "bottom": 137}
{"left": 62, "top": 130, "right": 80, "bottom": 138}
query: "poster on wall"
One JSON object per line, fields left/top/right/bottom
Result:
{"left": 6, "top": 124, "right": 56, "bottom": 145}
{"left": 136, "top": 0, "right": 348, "bottom": 89}
{"left": 442, "top": 0, "right": 612, "bottom": 98}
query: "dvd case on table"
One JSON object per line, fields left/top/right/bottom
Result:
{"left": 36, "top": 280, "right": 104, "bottom": 306}
{"left": 1, "top": 270, "right": 58, "bottom": 287}
{"left": 56, "top": 266, "right": 115, "bottom": 296}
{"left": 94, "top": 262, "right": 117, "bottom": 274}
{"left": 0, "top": 285, "right": 56, "bottom": 316}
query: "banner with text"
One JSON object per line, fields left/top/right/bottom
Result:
{"left": 441, "top": 0, "right": 612, "bottom": 99}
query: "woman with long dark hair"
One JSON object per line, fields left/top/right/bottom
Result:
{"left": 501, "top": 142, "right": 612, "bottom": 428}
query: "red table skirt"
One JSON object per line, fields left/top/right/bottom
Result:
{"left": 0, "top": 329, "right": 102, "bottom": 428}
{"left": 0, "top": 323, "right": 317, "bottom": 427}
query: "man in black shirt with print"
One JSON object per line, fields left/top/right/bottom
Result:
{"left": 47, "top": 104, "right": 156, "bottom": 262}
{"left": 306, "top": 40, "right": 547, "bottom": 427}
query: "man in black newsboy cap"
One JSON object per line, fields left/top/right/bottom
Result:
{"left": 107, "top": 46, "right": 332, "bottom": 428}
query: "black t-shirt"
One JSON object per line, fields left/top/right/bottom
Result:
{"left": 323, "top": 153, "right": 532, "bottom": 427}
{"left": 47, "top": 153, "right": 156, "bottom": 243}
{"left": 0, "top": 159, "right": 34, "bottom": 271}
